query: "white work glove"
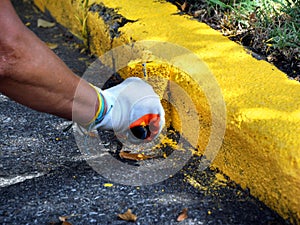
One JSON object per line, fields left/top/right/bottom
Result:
{"left": 90, "top": 77, "right": 165, "bottom": 144}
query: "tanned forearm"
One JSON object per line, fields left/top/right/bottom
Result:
{"left": 0, "top": 0, "right": 98, "bottom": 125}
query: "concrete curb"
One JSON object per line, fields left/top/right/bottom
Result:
{"left": 34, "top": 0, "right": 300, "bottom": 223}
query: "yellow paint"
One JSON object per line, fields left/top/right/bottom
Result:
{"left": 184, "top": 175, "right": 208, "bottom": 192}
{"left": 33, "top": 0, "right": 300, "bottom": 223}
{"left": 214, "top": 173, "right": 228, "bottom": 186}
{"left": 103, "top": 183, "right": 113, "bottom": 187}
{"left": 117, "top": 61, "right": 211, "bottom": 152}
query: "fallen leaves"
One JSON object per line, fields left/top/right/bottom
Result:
{"left": 294, "top": 75, "right": 300, "bottom": 82}
{"left": 59, "top": 216, "right": 73, "bottom": 225}
{"left": 49, "top": 208, "right": 190, "bottom": 223}
{"left": 193, "top": 10, "right": 203, "bottom": 17}
{"left": 58, "top": 216, "right": 69, "bottom": 222}
{"left": 175, "top": 0, "right": 189, "bottom": 12}
{"left": 37, "top": 18, "right": 55, "bottom": 28}
{"left": 118, "top": 209, "right": 137, "bottom": 222}
{"left": 49, "top": 214, "right": 79, "bottom": 225}
{"left": 177, "top": 208, "right": 188, "bottom": 222}
{"left": 117, "top": 207, "right": 188, "bottom": 223}
{"left": 180, "top": 0, "right": 188, "bottom": 11}
{"left": 61, "top": 222, "right": 72, "bottom": 225}
{"left": 119, "top": 151, "right": 155, "bottom": 161}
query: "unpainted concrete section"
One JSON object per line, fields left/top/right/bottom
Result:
{"left": 34, "top": 0, "right": 300, "bottom": 223}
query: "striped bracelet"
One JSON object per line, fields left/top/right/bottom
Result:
{"left": 86, "top": 84, "right": 107, "bottom": 129}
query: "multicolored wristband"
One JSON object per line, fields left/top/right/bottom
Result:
{"left": 86, "top": 84, "right": 107, "bottom": 129}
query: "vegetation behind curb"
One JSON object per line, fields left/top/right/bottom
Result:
{"left": 170, "top": 0, "right": 300, "bottom": 79}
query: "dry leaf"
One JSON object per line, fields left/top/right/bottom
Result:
{"left": 174, "top": 1, "right": 189, "bottom": 12}
{"left": 249, "top": 12, "right": 257, "bottom": 23}
{"left": 62, "top": 222, "right": 73, "bottom": 225}
{"left": 194, "top": 10, "right": 202, "bottom": 17}
{"left": 181, "top": 0, "right": 188, "bottom": 11}
{"left": 118, "top": 209, "right": 137, "bottom": 222}
{"left": 119, "top": 151, "right": 155, "bottom": 161}
{"left": 45, "top": 42, "right": 58, "bottom": 50}
{"left": 59, "top": 215, "right": 73, "bottom": 225}
{"left": 59, "top": 216, "right": 68, "bottom": 222}
{"left": 80, "top": 48, "right": 87, "bottom": 54}
{"left": 177, "top": 208, "right": 188, "bottom": 222}
{"left": 267, "top": 55, "right": 275, "bottom": 62}
{"left": 37, "top": 18, "right": 55, "bottom": 28}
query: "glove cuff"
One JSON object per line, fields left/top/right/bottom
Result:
{"left": 86, "top": 84, "right": 110, "bottom": 130}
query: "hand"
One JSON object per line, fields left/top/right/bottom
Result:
{"left": 91, "top": 77, "right": 165, "bottom": 143}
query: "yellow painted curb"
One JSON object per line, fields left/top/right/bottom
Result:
{"left": 34, "top": 0, "right": 300, "bottom": 223}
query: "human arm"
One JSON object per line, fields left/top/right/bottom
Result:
{"left": 0, "top": 0, "right": 165, "bottom": 142}
{"left": 0, "top": 0, "right": 97, "bottom": 125}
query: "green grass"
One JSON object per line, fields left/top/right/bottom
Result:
{"left": 175, "top": 0, "right": 299, "bottom": 77}
{"left": 209, "top": 0, "right": 299, "bottom": 57}
{"left": 74, "top": 0, "right": 90, "bottom": 48}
